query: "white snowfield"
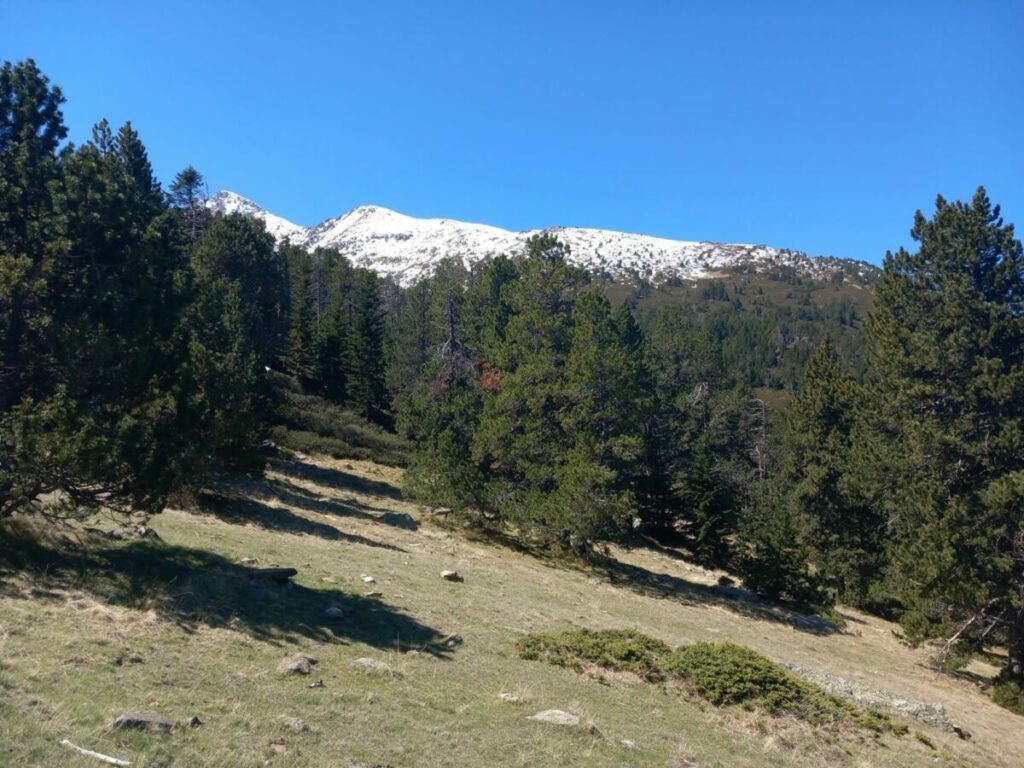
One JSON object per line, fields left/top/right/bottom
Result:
{"left": 208, "top": 190, "right": 874, "bottom": 287}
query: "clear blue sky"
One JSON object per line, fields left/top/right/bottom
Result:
{"left": 4, "top": 1, "right": 1022, "bottom": 263}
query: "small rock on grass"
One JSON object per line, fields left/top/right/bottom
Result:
{"left": 440, "top": 570, "right": 464, "bottom": 582}
{"left": 527, "top": 709, "right": 579, "bottom": 726}
{"left": 442, "top": 633, "right": 463, "bottom": 648}
{"left": 112, "top": 711, "right": 174, "bottom": 732}
{"left": 278, "top": 715, "right": 308, "bottom": 733}
{"left": 324, "top": 605, "right": 344, "bottom": 620}
{"left": 621, "top": 739, "right": 637, "bottom": 749}
{"left": 186, "top": 715, "right": 204, "bottom": 728}
{"left": 279, "top": 653, "right": 317, "bottom": 675}
{"left": 353, "top": 657, "right": 403, "bottom": 679}
{"left": 498, "top": 692, "right": 522, "bottom": 704}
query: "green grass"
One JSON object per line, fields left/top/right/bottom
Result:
{"left": 0, "top": 454, "right": 1007, "bottom": 767}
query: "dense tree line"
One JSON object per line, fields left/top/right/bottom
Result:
{"left": 389, "top": 190, "right": 1024, "bottom": 691}
{"left": 0, "top": 59, "right": 389, "bottom": 519}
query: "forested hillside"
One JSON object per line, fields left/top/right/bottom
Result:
{"left": 3, "top": 58, "right": 1024, "bottom": 720}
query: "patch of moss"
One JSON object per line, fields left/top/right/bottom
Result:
{"left": 516, "top": 628, "right": 670, "bottom": 681}
{"left": 517, "top": 630, "right": 906, "bottom": 735}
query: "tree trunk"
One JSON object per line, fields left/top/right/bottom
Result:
{"left": 1009, "top": 598, "right": 1024, "bottom": 680}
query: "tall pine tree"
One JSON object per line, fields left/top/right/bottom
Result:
{"left": 863, "top": 189, "right": 1024, "bottom": 679}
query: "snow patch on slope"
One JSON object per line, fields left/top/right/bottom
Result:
{"left": 207, "top": 191, "right": 875, "bottom": 287}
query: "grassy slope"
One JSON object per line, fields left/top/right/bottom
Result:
{"left": 1, "top": 454, "right": 1017, "bottom": 768}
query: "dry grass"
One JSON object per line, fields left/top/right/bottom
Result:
{"left": 0, "top": 452, "right": 1016, "bottom": 767}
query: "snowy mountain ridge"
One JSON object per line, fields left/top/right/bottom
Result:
{"left": 208, "top": 190, "right": 876, "bottom": 286}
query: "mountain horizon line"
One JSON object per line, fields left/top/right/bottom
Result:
{"left": 207, "top": 189, "right": 878, "bottom": 287}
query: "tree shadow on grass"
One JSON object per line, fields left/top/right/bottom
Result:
{"left": 456, "top": 522, "right": 840, "bottom": 635}
{"left": 195, "top": 490, "right": 408, "bottom": 552}
{"left": 258, "top": 476, "right": 418, "bottom": 531}
{"left": 0, "top": 532, "right": 449, "bottom": 654}
{"left": 271, "top": 457, "right": 404, "bottom": 501}
{"left": 595, "top": 557, "right": 842, "bottom": 636}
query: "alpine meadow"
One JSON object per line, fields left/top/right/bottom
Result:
{"left": 2, "top": 12, "right": 1023, "bottom": 767}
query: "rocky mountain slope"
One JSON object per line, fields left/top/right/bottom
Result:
{"left": 209, "top": 190, "right": 877, "bottom": 286}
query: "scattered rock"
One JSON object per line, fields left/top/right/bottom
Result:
{"left": 269, "top": 738, "right": 287, "bottom": 755}
{"left": 240, "top": 557, "right": 258, "bottom": 565}
{"left": 324, "top": 605, "right": 344, "bottom": 620}
{"left": 307, "top": 679, "right": 324, "bottom": 689}
{"left": 499, "top": 692, "right": 522, "bottom": 704}
{"left": 716, "top": 575, "right": 736, "bottom": 587}
{"left": 353, "top": 657, "right": 403, "bottom": 679}
{"left": 952, "top": 724, "right": 972, "bottom": 741}
{"left": 365, "top": 591, "right": 383, "bottom": 597}
{"left": 186, "top": 715, "right": 204, "bottom": 728}
{"left": 112, "top": 711, "right": 174, "bottom": 732}
{"left": 527, "top": 709, "right": 579, "bottom": 726}
{"left": 279, "top": 653, "right": 317, "bottom": 676}
{"left": 621, "top": 739, "right": 637, "bottom": 750}
{"left": 440, "top": 570, "right": 464, "bottom": 583}
{"left": 361, "top": 575, "right": 376, "bottom": 584}
{"left": 278, "top": 715, "right": 308, "bottom": 733}
{"left": 442, "top": 633, "right": 463, "bottom": 648}
{"left": 780, "top": 662, "right": 962, "bottom": 733}
{"left": 587, "top": 577, "right": 601, "bottom": 585}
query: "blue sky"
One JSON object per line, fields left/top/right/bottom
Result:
{"left": 4, "top": 1, "right": 1022, "bottom": 264}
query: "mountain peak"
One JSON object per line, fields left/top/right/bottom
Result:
{"left": 207, "top": 191, "right": 306, "bottom": 244}
{"left": 207, "top": 190, "right": 878, "bottom": 286}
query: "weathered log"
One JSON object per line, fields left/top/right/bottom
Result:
{"left": 60, "top": 739, "right": 131, "bottom": 766}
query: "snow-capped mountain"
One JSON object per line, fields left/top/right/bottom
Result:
{"left": 207, "top": 190, "right": 875, "bottom": 286}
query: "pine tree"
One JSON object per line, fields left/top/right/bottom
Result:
{"left": 284, "top": 245, "right": 318, "bottom": 384}
{"left": 2, "top": 97, "right": 197, "bottom": 518}
{"left": 345, "top": 269, "right": 389, "bottom": 425}
{"left": 783, "top": 336, "right": 884, "bottom": 605}
{"left": 0, "top": 59, "right": 67, "bottom": 414}
{"left": 863, "top": 189, "right": 1024, "bottom": 679}
{"left": 552, "top": 291, "right": 649, "bottom": 551}
{"left": 169, "top": 165, "right": 208, "bottom": 245}
{"left": 191, "top": 212, "right": 286, "bottom": 365}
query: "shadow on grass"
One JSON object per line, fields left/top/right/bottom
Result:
{"left": 271, "top": 457, "right": 405, "bottom": 501}
{"left": 595, "top": 557, "right": 842, "bottom": 636}
{"left": 261, "top": 476, "right": 418, "bottom": 531}
{"left": 456, "top": 521, "right": 840, "bottom": 635}
{"left": 196, "top": 490, "right": 408, "bottom": 551}
{"left": 0, "top": 532, "right": 449, "bottom": 654}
